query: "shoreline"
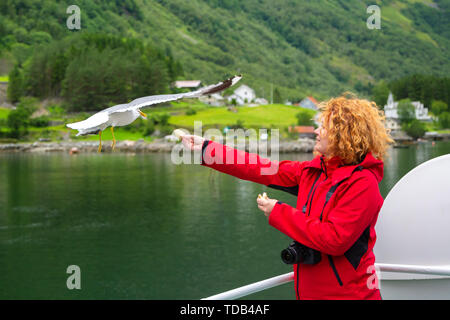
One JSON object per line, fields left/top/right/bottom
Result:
{"left": 0, "top": 138, "right": 317, "bottom": 154}
{"left": 1, "top": 135, "right": 448, "bottom": 154}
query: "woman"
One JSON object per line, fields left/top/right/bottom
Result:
{"left": 181, "top": 94, "right": 393, "bottom": 300}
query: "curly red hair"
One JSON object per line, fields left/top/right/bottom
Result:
{"left": 316, "top": 93, "right": 394, "bottom": 164}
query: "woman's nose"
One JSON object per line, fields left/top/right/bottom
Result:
{"left": 314, "top": 127, "right": 321, "bottom": 135}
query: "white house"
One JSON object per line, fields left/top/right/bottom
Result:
{"left": 172, "top": 80, "right": 202, "bottom": 90}
{"left": 384, "top": 93, "right": 401, "bottom": 130}
{"left": 254, "top": 97, "right": 269, "bottom": 105}
{"left": 384, "top": 92, "right": 432, "bottom": 121}
{"left": 385, "top": 118, "right": 401, "bottom": 131}
{"left": 199, "top": 93, "right": 225, "bottom": 107}
{"left": 227, "top": 84, "right": 256, "bottom": 105}
{"left": 299, "top": 96, "right": 319, "bottom": 110}
{"left": 411, "top": 101, "right": 432, "bottom": 121}
{"left": 384, "top": 92, "right": 399, "bottom": 120}
{"left": 384, "top": 92, "right": 432, "bottom": 130}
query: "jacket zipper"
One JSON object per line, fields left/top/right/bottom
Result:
{"left": 308, "top": 176, "right": 328, "bottom": 216}
{"left": 296, "top": 263, "right": 300, "bottom": 299}
{"left": 302, "top": 172, "right": 322, "bottom": 214}
{"left": 327, "top": 255, "right": 343, "bottom": 286}
{"left": 306, "top": 183, "right": 320, "bottom": 216}
{"left": 320, "top": 157, "right": 344, "bottom": 287}
{"left": 306, "top": 165, "right": 327, "bottom": 217}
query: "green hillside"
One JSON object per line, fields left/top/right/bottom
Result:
{"left": 0, "top": 0, "right": 449, "bottom": 103}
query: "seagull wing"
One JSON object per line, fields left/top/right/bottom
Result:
{"left": 66, "top": 111, "right": 110, "bottom": 135}
{"left": 66, "top": 75, "right": 242, "bottom": 135}
{"left": 103, "top": 74, "right": 242, "bottom": 114}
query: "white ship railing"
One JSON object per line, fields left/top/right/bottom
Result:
{"left": 202, "top": 263, "right": 450, "bottom": 300}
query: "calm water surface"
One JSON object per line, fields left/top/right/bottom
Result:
{"left": 0, "top": 141, "right": 449, "bottom": 299}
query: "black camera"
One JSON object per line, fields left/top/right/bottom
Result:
{"left": 281, "top": 241, "right": 322, "bottom": 265}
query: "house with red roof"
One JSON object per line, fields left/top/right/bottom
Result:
{"left": 288, "top": 125, "right": 316, "bottom": 139}
{"left": 298, "top": 96, "right": 319, "bottom": 110}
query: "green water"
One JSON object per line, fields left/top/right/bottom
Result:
{"left": 0, "top": 141, "right": 449, "bottom": 299}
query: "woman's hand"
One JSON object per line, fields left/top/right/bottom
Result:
{"left": 181, "top": 134, "right": 205, "bottom": 151}
{"left": 256, "top": 194, "right": 278, "bottom": 217}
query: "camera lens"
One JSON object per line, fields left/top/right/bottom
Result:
{"left": 281, "top": 241, "right": 321, "bottom": 265}
{"left": 281, "top": 248, "right": 297, "bottom": 264}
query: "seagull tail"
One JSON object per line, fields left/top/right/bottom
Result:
{"left": 66, "top": 121, "right": 83, "bottom": 130}
{"left": 66, "top": 122, "right": 88, "bottom": 136}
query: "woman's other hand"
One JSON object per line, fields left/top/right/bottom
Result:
{"left": 181, "top": 134, "right": 205, "bottom": 151}
{"left": 257, "top": 195, "right": 278, "bottom": 217}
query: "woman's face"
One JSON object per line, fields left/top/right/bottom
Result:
{"left": 314, "top": 123, "right": 329, "bottom": 156}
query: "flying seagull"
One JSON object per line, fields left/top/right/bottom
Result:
{"left": 66, "top": 75, "right": 242, "bottom": 152}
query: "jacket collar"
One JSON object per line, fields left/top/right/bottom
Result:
{"left": 305, "top": 152, "right": 384, "bottom": 183}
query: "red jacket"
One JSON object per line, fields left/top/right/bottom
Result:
{"left": 201, "top": 140, "right": 382, "bottom": 300}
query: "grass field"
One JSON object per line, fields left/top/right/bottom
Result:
{"left": 0, "top": 107, "right": 10, "bottom": 119}
{"left": 168, "top": 104, "right": 314, "bottom": 129}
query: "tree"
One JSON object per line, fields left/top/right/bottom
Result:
{"left": 18, "top": 34, "right": 177, "bottom": 112}
{"left": 7, "top": 64, "right": 23, "bottom": 103}
{"left": 231, "top": 119, "right": 245, "bottom": 129}
{"left": 402, "top": 119, "right": 425, "bottom": 139}
{"left": 438, "top": 112, "right": 450, "bottom": 129}
{"left": 431, "top": 100, "right": 448, "bottom": 116}
{"left": 29, "top": 31, "right": 52, "bottom": 44}
{"left": 273, "top": 87, "right": 282, "bottom": 104}
{"left": 62, "top": 46, "right": 167, "bottom": 111}
{"left": 7, "top": 102, "right": 33, "bottom": 138}
{"left": 397, "top": 99, "right": 415, "bottom": 124}
{"left": 391, "top": 75, "right": 450, "bottom": 110}
{"left": 158, "top": 113, "right": 171, "bottom": 126}
{"left": 407, "top": 74, "right": 423, "bottom": 102}
{"left": 372, "top": 80, "right": 390, "bottom": 108}
{"left": 296, "top": 110, "right": 315, "bottom": 126}
{"left": 144, "top": 118, "right": 155, "bottom": 136}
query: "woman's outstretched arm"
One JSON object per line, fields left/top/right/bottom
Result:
{"left": 181, "top": 134, "right": 305, "bottom": 190}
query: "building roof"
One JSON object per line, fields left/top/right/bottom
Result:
{"left": 307, "top": 96, "right": 318, "bottom": 105}
{"left": 234, "top": 84, "right": 255, "bottom": 94}
{"left": 298, "top": 96, "right": 319, "bottom": 110}
{"left": 289, "top": 126, "right": 315, "bottom": 134}
{"left": 173, "top": 80, "right": 202, "bottom": 88}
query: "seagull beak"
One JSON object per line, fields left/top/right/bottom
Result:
{"left": 139, "top": 110, "right": 147, "bottom": 119}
